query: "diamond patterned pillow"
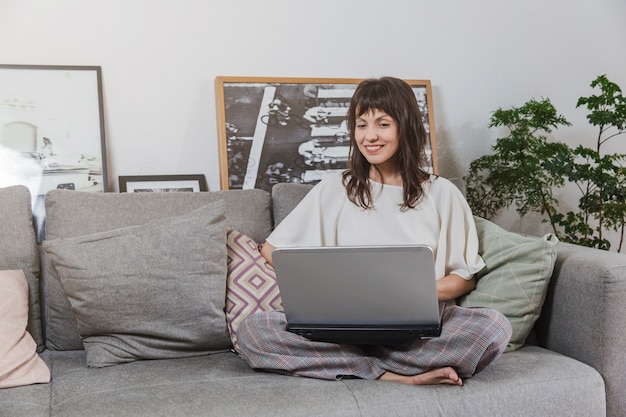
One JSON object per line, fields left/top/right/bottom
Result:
{"left": 226, "top": 229, "right": 283, "bottom": 353}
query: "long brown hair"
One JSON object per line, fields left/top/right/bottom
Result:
{"left": 342, "top": 77, "right": 431, "bottom": 210}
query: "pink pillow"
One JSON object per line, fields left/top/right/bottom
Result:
{"left": 225, "top": 229, "right": 283, "bottom": 353}
{"left": 0, "top": 270, "right": 50, "bottom": 388}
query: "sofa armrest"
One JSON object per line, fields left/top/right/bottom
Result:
{"left": 536, "top": 242, "right": 626, "bottom": 417}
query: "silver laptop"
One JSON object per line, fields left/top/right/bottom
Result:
{"left": 271, "top": 244, "right": 443, "bottom": 345}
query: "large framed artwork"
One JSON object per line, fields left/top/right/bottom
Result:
{"left": 215, "top": 76, "right": 437, "bottom": 191}
{"left": 0, "top": 64, "right": 107, "bottom": 239}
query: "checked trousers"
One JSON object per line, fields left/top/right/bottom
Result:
{"left": 237, "top": 305, "right": 512, "bottom": 381}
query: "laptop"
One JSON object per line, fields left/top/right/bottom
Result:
{"left": 271, "top": 244, "right": 444, "bottom": 345}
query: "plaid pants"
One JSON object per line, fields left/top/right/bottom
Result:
{"left": 237, "top": 306, "right": 512, "bottom": 380}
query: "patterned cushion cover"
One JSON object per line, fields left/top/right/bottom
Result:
{"left": 226, "top": 229, "right": 283, "bottom": 353}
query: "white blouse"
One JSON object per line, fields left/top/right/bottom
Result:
{"left": 267, "top": 172, "right": 485, "bottom": 280}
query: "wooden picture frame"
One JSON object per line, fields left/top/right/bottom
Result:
{"left": 215, "top": 76, "right": 437, "bottom": 191}
{"left": 119, "top": 174, "right": 208, "bottom": 193}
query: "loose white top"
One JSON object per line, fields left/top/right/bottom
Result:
{"left": 267, "top": 172, "right": 485, "bottom": 280}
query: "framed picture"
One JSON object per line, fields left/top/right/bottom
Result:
{"left": 215, "top": 76, "right": 437, "bottom": 191}
{"left": 119, "top": 174, "right": 208, "bottom": 193}
{"left": 0, "top": 64, "right": 107, "bottom": 241}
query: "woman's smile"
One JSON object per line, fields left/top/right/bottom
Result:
{"left": 364, "top": 144, "right": 384, "bottom": 153}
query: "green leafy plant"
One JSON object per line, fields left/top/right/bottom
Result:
{"left": 465, "top": 75, "right": 626, "bottom": 252}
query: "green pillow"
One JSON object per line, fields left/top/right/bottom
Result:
{"left": 459, "top": 217, "right": 559, "bottom": 352}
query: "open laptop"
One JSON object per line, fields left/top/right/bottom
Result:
{"left": 271, "top": 244, "right": 443, "bottom": 345}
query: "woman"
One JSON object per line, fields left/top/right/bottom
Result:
{"left": 238, "top": 77, "right": 512, "bottom": 385}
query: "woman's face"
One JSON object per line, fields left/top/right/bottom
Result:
{"left": 354, "top": 109, "right": 400, "bottom": 174}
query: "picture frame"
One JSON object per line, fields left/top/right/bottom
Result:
{"left": 0, "top": 64, "right": 108, "bottom": 241}
{"left": 119, "top": 174, "right": 208, "bottom": 193}
{"left": 215, "top": 76, "right": 437, "bottom": 191}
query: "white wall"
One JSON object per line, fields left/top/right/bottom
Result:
{"left": 1, "top": 0, "right": 625, "bottom": 236}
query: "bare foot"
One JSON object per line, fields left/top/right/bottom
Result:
{"left": 378, "top": 367, "right": 462, "bottom": 386}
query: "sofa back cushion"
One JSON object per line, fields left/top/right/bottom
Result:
{"left": 271, "top": 182, "right": 315, "bottom": 226}
{"left": 42, "top": 189, "right": 272, "bottom": 351}
{"left": 0, "top": 185, "right": 43, "bottom": 351}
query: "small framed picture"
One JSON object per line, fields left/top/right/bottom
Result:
{"left": 215, "top": 76, "right": 437, "bottom": 191}
{"left": 119, "top": 174, "right": 208, "bottom": 193}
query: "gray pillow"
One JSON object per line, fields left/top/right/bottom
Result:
{"left": 43, "top": 201, "right": 231, "bottom": 367}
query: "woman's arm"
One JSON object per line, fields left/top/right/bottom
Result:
{"left": 437, "top": 274, "right": 476, "bottom": 301}
{"left": 260, "top": 241, "right": 276, "bottom": 267}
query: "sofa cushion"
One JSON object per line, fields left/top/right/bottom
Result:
{"left": 0, "top": 269, "right": 50, "bottom": 388}
{"left": 271, "top": 182, "right": 315, "bottom": 226}
{"left": 0, "top": 185, "right": 43, "bottom": 351}
{"left": 34, "top": 345, "right": 604, "bottom": 417}
{"left": 43, "top": 202, "right": 231, "bottom": 367}
{"left": 225, "top": 229, "right": 283, "bottom": 353}
{"left": 42, "top": 188, "right": 272, "bottom": 351}
{"left": 459, "top": 217, "right": 559, "bottom": 352}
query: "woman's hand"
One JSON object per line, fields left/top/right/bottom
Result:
{"left": 260, "top": 241, "right": 276, "bottom": 267}
{"left": 436, "top": 274, "right": 476, "bottom": 301}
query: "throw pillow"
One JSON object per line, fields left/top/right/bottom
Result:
{"left": 43, "top": 202, "right": 232, "bottom": 368}
{"left": 458, "top": 217, "right": 559, "bottom": 352}
{"left": 225, "top": 229, "right": 283, "bottom": 353}
{"left": 0, "top": 270, "right": 50, "bottom": 388}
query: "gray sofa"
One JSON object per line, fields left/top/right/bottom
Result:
{"left": 1, "top": 182, "right": 624, "bottom": 417}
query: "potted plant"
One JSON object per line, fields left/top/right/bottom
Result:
{"left": 464, "top": 75, "right": 626, "bottom": 252}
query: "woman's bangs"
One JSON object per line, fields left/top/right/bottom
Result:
{"left": 355, "top": 86, "right": 393, "bottom": 117}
